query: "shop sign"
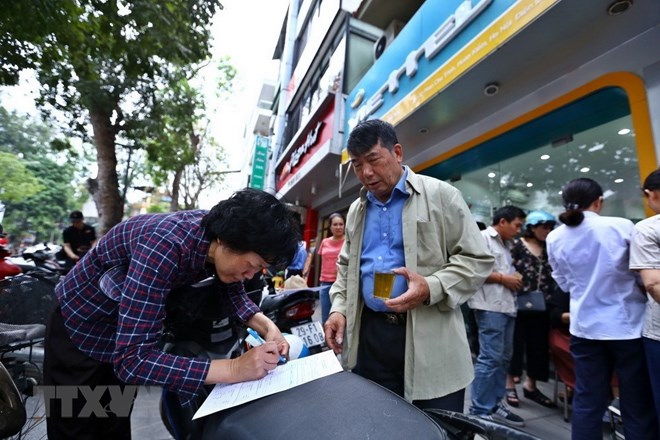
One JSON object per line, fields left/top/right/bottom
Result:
{"left": 276, "top": 103, "right": 335, "bottom": 192}
{"left": 250, "top": 136, "right": 269, "bottom": 190}
{"left": 349, "top": 0, "right": 492, "bottom": 128}
{"left": 343, "top": 0, "right": 559, "bottom": 162}
{"left": 290, "top": 121, "right": 324, "bottom": 170}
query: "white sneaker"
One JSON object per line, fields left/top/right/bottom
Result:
{"left": 491, "top": 402, "right": 525, "bottom": 427}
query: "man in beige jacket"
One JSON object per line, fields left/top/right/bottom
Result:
{"left": 324, "top": 119, "right": 493, "bottom": 411}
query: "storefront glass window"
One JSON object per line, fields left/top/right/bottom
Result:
{"left": 451, "top": 114, "right": 643, "bottom": 223}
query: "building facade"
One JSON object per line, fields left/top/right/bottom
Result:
{"left": 265, "top": 0, "right": 660, "bottom": 280}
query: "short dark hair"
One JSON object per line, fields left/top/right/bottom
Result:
{"left": 559, "top": 178, "right": 603, "bottom": 227}
{"left": 201, "top": 188, "right": 301, "bottom": 268}
{"left": 492, "top": 205, "right": 526, "bottom": 225}
{"left": 70, "top": 210, "right": 83, "bottom": 220}
{"left": 643, "top": 169, "right": 660, "bottom": 191}
{"left": 346, "top": 119, "right": 398, "bottom": 156}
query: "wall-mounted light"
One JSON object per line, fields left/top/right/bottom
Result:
{"left": 618, "top": 128, "right": 631, "bottom": 135}
{"left": 540, "top": 154, "right": 550, "bottom": 160}
{"left": 614, "top": 178, "right": 624, "bottom": 183}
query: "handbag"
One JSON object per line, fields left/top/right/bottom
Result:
{"left": 516, "top": 259, "right": 547, "bottom": 312}
{"left": 516, "top": 290, "right": 546, "bottom": 312}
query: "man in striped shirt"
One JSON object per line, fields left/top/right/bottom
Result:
{"left": 43, "top": 188, "right": 301, "bottom": 440}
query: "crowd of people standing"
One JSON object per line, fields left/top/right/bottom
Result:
{"left": 23, "top": 117, "right": 658, "bottom": 439}
{"left": 315, "top": 120, "right": 659, "bottom": 439}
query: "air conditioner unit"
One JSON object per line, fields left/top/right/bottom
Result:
{"left": 374, "top": 19, "right": 404, "bottom": 60}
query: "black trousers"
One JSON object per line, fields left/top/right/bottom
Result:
{"left": 508, "top": 310, "right": 550, "bottom": 381}
{"left": 43, "top": 306, "right": 134, "bottom": 440}
{"left": 354, "top": 306, "right": 465, "bottom": 412}
{"left": 571, "top": 336, "right": 658, "bottom": 440}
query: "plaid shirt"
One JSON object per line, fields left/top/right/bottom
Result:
{"left": 55, "top": 210, "right": 260, "bottom": 406}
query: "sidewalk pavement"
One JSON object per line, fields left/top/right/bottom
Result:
{"left": 464, "top": 379, "right": 572, "bottom": 439}
{"left": 462, "top": 378, "right": 621, "bottom": 439}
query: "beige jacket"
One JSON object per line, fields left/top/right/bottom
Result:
{"left": 330, "top": 169, "right": 494, "bottom": 401}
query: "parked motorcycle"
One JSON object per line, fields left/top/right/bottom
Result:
{"left": 244, "top": 270, "right": 325, "bottom": 352}
{"left": 7, "top": 243, "right": 67, "bottom": 276}
{"left": 159, "top": 275, "right": 322, "bottom": 440}
{"left": 159, "top": 276, "right": 542, "bottom": 440}
{"left": 0, "top": 272, "right": 54, "bottom": 439}
{"left": 200, "top": 370, "right": 541, "bottom": 440}
{"left": 0, "top": 243, "right": 21, "bottom": 282}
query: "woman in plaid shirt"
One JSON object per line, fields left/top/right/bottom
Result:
{"left": 43, "top": 188, "right": 301, "bottom": 440}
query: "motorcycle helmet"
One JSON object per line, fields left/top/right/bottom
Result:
{"left": 525, "top": 210, "right": 556, "bottom": 228}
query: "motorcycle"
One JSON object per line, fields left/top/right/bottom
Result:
{"left": 7, "top": 243, "right": 67, "bottom": 277}
{"left": 200, "top": 370, "right": 541, "bottom": 440}
{"left": 0, "top": 243, "right": 21, "bottom": 282}
{"left": 158, "top": 275, "right": 542, "bottom": 440}
{"left": 244, "top": 270, "right": 325, "bottom": 352}
{"left": 0, "top": 270, "right": 55, "bottom": 439}
{"left": 159, "top": 275, "right": 323, "bottom": 440}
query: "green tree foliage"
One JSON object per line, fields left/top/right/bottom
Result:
{"left": 0, "top": 152, "right": 43, "bottom": 202}
{"left": 2, "top": 0, "right": 223, "bottom": 233}
{"left": 143, "top": 59, "right": 235, "bottom": 211}
{"left": 0, "top": 109, "right": 77, "bottom": 243}
{"left": 0, "top": 0, "right": 80, "bottom": 85}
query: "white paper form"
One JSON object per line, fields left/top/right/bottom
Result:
{"left": 193, "top": 349, "right": 342, "bottom": 419}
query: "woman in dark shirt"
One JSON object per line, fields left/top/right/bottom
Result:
{"left": 505, "top": 211, "right": 557, "bottom": 408}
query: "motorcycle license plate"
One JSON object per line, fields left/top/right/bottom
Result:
{"left": 290, "top": 321, "right": 325, "bottom": 347}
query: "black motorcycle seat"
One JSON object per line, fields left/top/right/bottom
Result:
{"left": 259, "top": 288, "right": 319, "bottom": 311}
{"left": 0, "top": 322, "right": 46, "bottom": 345}
{"left": 202, "top": 371, "right": 448, "bottom": 439}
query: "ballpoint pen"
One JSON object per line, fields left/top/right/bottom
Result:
{"left": 246, "top": 328, "right": 287, "bottom": 364}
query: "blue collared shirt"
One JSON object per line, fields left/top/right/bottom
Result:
{"left": 360, "top": 168, "right": 410, "bottom": 311}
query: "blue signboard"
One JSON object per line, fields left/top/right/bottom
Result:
{"left": 343, "top": 0, "right": 558, "bottom": 159}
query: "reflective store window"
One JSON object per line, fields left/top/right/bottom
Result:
{"left": 421, "top": 87, "right": 645, "bottom": 223}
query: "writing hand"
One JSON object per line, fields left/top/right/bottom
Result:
{"left": 264, "top": 326, "right": 290, "bottom": 360}
{"left": 230, "top": 341, "right": 280, "bottom": 382}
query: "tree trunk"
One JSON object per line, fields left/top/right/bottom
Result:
{"left": 89, "top": 109, "right": 123, "bottom": 235}
{"left": 170, "top": 167, "right": 182, "bottom": 212}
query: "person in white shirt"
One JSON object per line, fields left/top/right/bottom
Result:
{"left": 546, "top": 177, "right": 657, "bottom": 440}
{"left": 468, "top": 205, "right": 526, "bottom": 427}
{"left": 629, "top": 168, "right": 660, "bottom": 426}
